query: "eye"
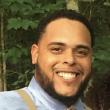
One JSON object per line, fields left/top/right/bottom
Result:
{"left": 75, "top": 49, "right": 89, "bottom": 57}
{"left": 50, "top": 47, "right": 63, "bottom": 54}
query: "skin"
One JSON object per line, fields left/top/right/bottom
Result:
{"left": 31, "top": 18, "right": 92, "bottom": 97}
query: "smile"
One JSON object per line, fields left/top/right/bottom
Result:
{"left": 57, "top": 72, "right": 79, "bottom": 80}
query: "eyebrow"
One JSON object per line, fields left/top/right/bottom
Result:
{"left": 48, "top": 42, "right": 66, "bottom": 46}
{"left": 75, "top": 45, "right": 91, "bottom": 50}
{"left": 48, "top": 42, "right": 91, "bottom": 50}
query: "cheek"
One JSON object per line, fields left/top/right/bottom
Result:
{"left": 79, "top": 58, "right": 92, "bottom": 74}
{"left": 39, "top": 54, "right": 57, "bottom": 67}
{"left": 37, "top": 52, "right": 58, "bottom": 75}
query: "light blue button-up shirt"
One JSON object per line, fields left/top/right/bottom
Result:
{"left": 0, "top": 77, "right": 85, "bottom": 110}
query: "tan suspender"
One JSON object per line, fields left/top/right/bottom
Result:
{"left": 16, "top": 89, "right": 36, "bottom": 110}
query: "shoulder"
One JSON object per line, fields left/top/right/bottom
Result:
{"left": 0, "top": 90, "right": 28, "bottom": 110}
{"left": 0, "top": 90, "right": 18, "bottom": 98}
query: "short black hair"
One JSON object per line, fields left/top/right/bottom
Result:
{"left": 36, "top": 9, "right": 94, "bottom": 47}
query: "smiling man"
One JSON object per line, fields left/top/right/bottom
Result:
{"left": 0, "top": 10, "right": 94, "bottom": 110}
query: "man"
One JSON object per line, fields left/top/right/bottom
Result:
{"left": 0, "top": 9, "right": 94, "bottom": 110}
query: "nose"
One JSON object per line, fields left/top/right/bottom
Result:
{"left": 63, "top": 50, "right": 76, "bottom": 65}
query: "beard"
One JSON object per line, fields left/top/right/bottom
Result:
{"left": 35, "top": 64, "right": 91, "bottom": 107}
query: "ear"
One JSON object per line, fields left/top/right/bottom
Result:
{"left": 31, "top": 44, "right": 39, "bottom": 64}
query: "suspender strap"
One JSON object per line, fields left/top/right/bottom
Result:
{"left": 16, "top": 89, "right": 36, "bottom": 110}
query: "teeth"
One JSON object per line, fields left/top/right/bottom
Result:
{"left": 57, "top": 72, "right": 76, "bottom": 80}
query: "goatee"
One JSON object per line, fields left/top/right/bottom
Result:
{"left": 35, "top": 64, "right": 91, "bottom": 107}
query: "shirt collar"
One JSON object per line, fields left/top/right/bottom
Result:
{"left": 28, "top": 77, "right": 84, "bottom": 110}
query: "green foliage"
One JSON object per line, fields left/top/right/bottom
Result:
{"left": 93, "top": 36, "right": 110, "bottom": 74}
{"left": 7, "top": 18, "right": 38, "bottom": 30}
{"left": 6, "top": 45, "right": 28, "bottom": 64}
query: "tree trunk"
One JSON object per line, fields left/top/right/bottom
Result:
{"left": 0, "top": 10, "right": 7, "bottom": 91}
{"left": 66, "top": 0, "right": 79, "bottom": 11}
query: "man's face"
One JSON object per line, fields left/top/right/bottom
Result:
{"left": 31, "top": 18, "right": 92, "bottom": 97}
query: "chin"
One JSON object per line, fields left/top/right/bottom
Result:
{"left": 56, "top": 88, "right": 79, "bottom": 97}
{"left": 52, "top": 89, "right": 82, "bottom": 105}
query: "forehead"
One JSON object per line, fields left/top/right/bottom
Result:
{"left": 39, "top": 18, "right": 91, "bottom": 47}
{"left": 45, "top": 18, "right": 90, "bottom": 34}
